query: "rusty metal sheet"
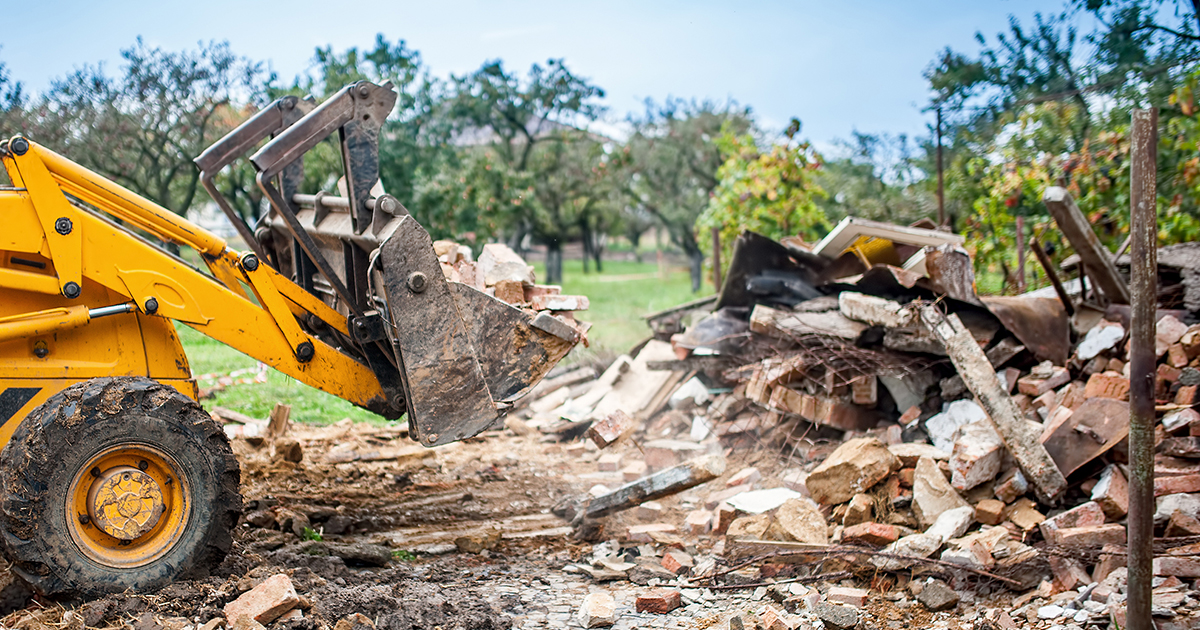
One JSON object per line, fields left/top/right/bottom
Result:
{"left": 379, "top": 216, "right": 497, "bottom": 447}
{"left": 980, "top": 296, "right": 1071, "bottom": 366}
{"left": 1042, "top": 397, "right": 1129, "bottom": 477}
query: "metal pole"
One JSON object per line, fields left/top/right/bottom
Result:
{"left": 936, "top": 106, "right": 946, "bottom": 227}
{"left": 1015, "top": 216, "right": 1026, "bottom": 292}
{"left": 1127, "top": 107, "right": 1158, "bottom": 630}
{"left": 711, "top": 226, "right": 723, "bottom": 290}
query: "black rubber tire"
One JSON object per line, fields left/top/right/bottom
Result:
{"left": 0, "top": 377, "right": 242, "bottom": 597}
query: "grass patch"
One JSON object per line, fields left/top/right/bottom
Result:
{"left": 177, "top": 324, "right": 383, "bottom": 425}
{"left": 532, "top": 258, "right": 712, "bottom": 353}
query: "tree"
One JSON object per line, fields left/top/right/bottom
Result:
{"left": 436, "top": 58, "right": 607, "bottom": 282}
{"left": 24, "top": 39, "right": 263, "bottom": 218}
{"left": 621, "top": 99, "right": 753, "bottom": 292}
{"left": 699, "top": 118, "right": 829, "bottom": 263}
{"left": 815, "top": 131, "right": 934, "bottom": 225}
{"left": 923, "top": 0, "right": 1200, "bottom": 285}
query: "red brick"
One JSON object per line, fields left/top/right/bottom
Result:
{"left": 841, "top": 522, "right": 899, "bottom": 546}
{"left": 1092, "top": 465, "right": 1129, "bottom": 519}
{"left": 684, "top": 510, "right": 711, "bottom": 535}
{"left": 713, "top": 503, "right": 738, "bottom": 535}
{"left": 224, "top": 574, "right": 299, "bottom": 626}
{"left": 1159, "top": 364, "right": 1182, "bottom": 383}
{"left": 827, "top": 586, "right": 869, "bottom": 608}
{"left": 1176, "top": 385, "right": 1199, "bottom": 405}
{"left": 1049, "top": 555, "right": 1092, "bottom": 591}
{"left": 1154, "top": 556, "right": 1200, "bottom": 577}
{"left": 1169, "top": 343, "right": 1190, "bottom": 368}
{"left": 1055, "top": 524, "right": 1127, "bottom": 548}
{"left": 1092, "top": 544, "right": 1125, "bottom": 582}
{"left": 897, "top": 467, "right": 915, "bottom": 488}
{"left": 523, "top": 284, "right": 561, "bottom": 301}
{"left": 899, "top": 406, "right": 921, "bottom": 425}
{"left": 1165, "top": 512, "right": 1200, "bottom": 538}
{"left": 586, "top": 410, "right": 631, "bottom": 448}
{"left": 975, "top": 499, "right": 1006, "bottom": 526}
{"left": 1155, "top": 474, "right": 1200, "bottom": 496}
{"left": 1040, "top": 501, "right": 1105, "bottom": 544}
{"left": 1084, "top": 372, "right": 1130, "bottom": 400}
{"left": 661, "top": 550, "right": 694, "bottom": 575}
{"left": 636, "top": 589, "right": 682, "bottom": 614}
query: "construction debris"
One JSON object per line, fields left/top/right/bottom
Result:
{"left": 505, "top": 216, "right": 1200, "bottom": 629}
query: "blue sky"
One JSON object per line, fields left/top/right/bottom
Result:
{"left": 2, "top": 0, "right": 1063, "bottom": 150}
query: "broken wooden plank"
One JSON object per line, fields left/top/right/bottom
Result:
{"left": 1041, "top": 398, "right": 1130, "bottom": 476}
{"left": 268, "top": 402, "right": 292, "bottom": 439}
{"left": 919, "top": 305, "right": 1068, "bottom": 502}
{"left": 1030, "top": 236, "right": 1076, "bottom": 316}
{"left": 1043, "top": 187, "right": 1130, "bottom": 304}
{"left": 750, "top": 305, "right": 867, "bottom": 340}
{"left": 583, "top": 454, "right": 726, "bottom": 519}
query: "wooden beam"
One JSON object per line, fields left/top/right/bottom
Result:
{"left": 584, "top": 455, "right": 726, "bottom": 519}
{"left": 919, "top": 305, "right": 1067, "bottom": 502}
{"left": 1043, "top": 187, "right": 1131, "bottom": 304}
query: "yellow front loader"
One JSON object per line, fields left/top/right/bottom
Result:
{"left": 0, "top": 81, "right": 583, "bottom": 597}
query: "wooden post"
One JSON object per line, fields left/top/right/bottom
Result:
{"left": 1015, "top": 216, "right": 1026, "bottom": 292}
{"left": 267, "top": 402, "right": 292, "bottom": 439}
{"left": 1126, "top": 107, "right": 1158, "bottom": 630}
{"left": 584, "top": 454, "right": 726, "bottom": 519}
{"left": 1043, "top": 187, "right": 1131, "bottom": 304}
{"left": 1030, "top": 236, "right": 1075, "bottom": 316}
{"left": 711, "top": 226, "right": 723, "bottom": 290}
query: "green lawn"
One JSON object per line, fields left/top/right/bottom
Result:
{"left": 177, "top": 256, "right": 709, "bottom": 423}
{"left": 532, "top": 258, "right": 713, "bottom": 354}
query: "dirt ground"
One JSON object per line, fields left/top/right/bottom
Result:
{"left": 0, "top": 416, "right": 1189, "bottom": 630}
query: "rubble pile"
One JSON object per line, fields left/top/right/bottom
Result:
{"left": 432, "top": 240, "right": 590, "bottom": 318}
{"left": 520, "top": 215, "right": 1200, "bottom": 628}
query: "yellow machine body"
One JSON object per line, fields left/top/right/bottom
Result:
{"left": 0, "top": 140, "right": 388, "bottom": 447}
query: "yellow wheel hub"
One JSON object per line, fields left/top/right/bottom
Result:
{"left": 87, "top": 467, "right": 165, "bottom": 540}
{"left": 67, "top": 445, "right": 189, "bottom": 568}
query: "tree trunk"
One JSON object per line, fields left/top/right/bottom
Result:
{"left": 581, "top": 228, "right": 592, "bottom": 274}
{"left": 545, "top": 241, "right": 564, "bottom": 285}
{"left": 593, "top": 233, "right": 605, "bottom": 273}
{"left": 688, "top": 249, "right": 704, "bottom": 293}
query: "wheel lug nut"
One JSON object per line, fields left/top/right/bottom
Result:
{"left": 78, "top": 514, "right": 89, "bottom": 525}
{"left": 90, "top": 467, "right": 101, "bottom": 478}
{"left": 138, "top": 460, "right": 148, "bottom": 471}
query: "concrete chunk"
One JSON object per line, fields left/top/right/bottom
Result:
{"left": 579, "top": 592, "right": 617, "bottom": 628}
{"left": 766, "top": 498, "right": 828, "bottom": 545}
{"left": 912, "top": 456, "right": 970, "bottom": 527}
{"left": 950, "top": 420, "right": 1005, "bottom": 491}
{"left": 838, "top": 292, "right": 914, "bottom": 327}
{"left": 805, "top": 437, "right": 900, "bottom": 505}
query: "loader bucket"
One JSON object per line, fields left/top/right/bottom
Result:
{"left": 378, "top": 218, "right": 581, "bottom": 445}
{"left": 197, "top": 80, "right": 585, "bottom": 445}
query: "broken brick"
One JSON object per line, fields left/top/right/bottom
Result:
{"left": 635, "top": 589, "right": 681, "bottom": 614}
{"left": 827, "top": 587, "right": 869, "bottom": 608}
{"left": 1166, "top": 511, "right": 1200, "bottom": 538}
{"left": 975, "top": 499, "right": 1006, "bottom": 526}
{"left": 1018, "top": 365, "right": 1070, "bottom": 396}
{"left": 1084, "top": 372, "right": 1130, "bottom": 401}
{"left": 626, "top": 523, "right": 677, "bottom": 543}
{"left": 1049, "top": 555, "right": 1092, "bottom": 591}
{"left": 1155, "top": 474, "right": 1200, "bottom": 496}
{"left": 1092, "top": 464, "right": 1129, "bottom": 519}
{"left": 1055, "top": 524, "right": 1127, "bottom": 548}
{"left": 842, "top": 522, "right": 899, "bottom": 546}
{"left": 587, "top": 410, "right": 631, "bottom": 448}
{"left": 1040, "top": 501, "right": 1105, "bottom": 544}
{"left": 684, "top": 510, "right": 711, "bottom": 535}
{"left": 726, "top": 467, "right": 761, "bottom": 488}
{"left": 660, "top": 550, "right": 693, "bottom": 575}
{"left": 1153, "top": 556, "right": 1200, "bottom": 577}
{"left": 1177, "top": 385, "right": 1199, "bottom": 406}
{"left": 1169, "top": 343, "right": 1191, "bottom": 368}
